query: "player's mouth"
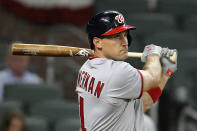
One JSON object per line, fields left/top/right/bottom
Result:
{"left": 120, "top": 49, "right": 128, "bottom": 53}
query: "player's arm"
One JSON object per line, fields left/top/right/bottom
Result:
{"left": 139, "top": 44, "right": 163, "bottom": 91}
{"left": 142, "top": 73, "right": 169, "bottom": 112}
{"left": 142, "top": 51, "right": 177, "bottom": 112}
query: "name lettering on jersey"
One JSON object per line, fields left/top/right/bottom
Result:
{"left": 77, "top": 71, "right": 104, "bottom": 98}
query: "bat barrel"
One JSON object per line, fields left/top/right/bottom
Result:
{"left": 11, "top": 43, "right": 94, "bottom": 57}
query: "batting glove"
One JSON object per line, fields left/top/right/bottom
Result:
{"left": 141, "top": 44, "right": 162, "bottom": 62}
{"left": 161, "top": 49, "right": 177, "bottom": 78}
{"left": 161, "top": 47, "right": 175, "bottom": 58}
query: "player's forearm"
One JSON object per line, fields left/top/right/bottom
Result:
{"left": 142, "top": 92, "right": 154, "bottom": 112}
{"left": 158, "top": 73, "right": 169, "bottom": 91}
{"left": 143, "top": 54, "right": 162, "bottom": 88}
{"left": 142, "top": 48, "right": 177, "bottom": 112}
{"left": 143, "top": 55, "right": 162, "bottom": 79}
{"left": 142, "top": 73, "right": 169, "bottom": 112}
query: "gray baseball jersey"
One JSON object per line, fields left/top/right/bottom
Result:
{"left": 76, "top": 57, "right": 144, "bottom": 131}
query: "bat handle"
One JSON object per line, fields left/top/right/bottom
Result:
{"left": 127, "top": 51, "right": 177, "bottom": 64}
{"left": 127, "top": 52, "right": 143, "bottom": 58}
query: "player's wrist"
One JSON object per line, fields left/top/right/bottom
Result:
{"left": 146, "top": 54, "right": 160, "bottom": 59}
{"left": 163, "top": 68, "right": 174, "bottom": 78}
{"left": 161, "top": 57, "right": 177, "bottom": 78}
{"left": 145, "top": 55, "right": 161, "bottom": 65}
{"left": 147, "top": 87, "right": 162, "bottom": 103}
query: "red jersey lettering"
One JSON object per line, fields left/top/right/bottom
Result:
{"left": 94, "top": 81, "right": 104, "bottom": 98}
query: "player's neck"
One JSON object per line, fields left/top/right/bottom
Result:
{"left": 94, "top": 50, "right": 107, "bottom": 59}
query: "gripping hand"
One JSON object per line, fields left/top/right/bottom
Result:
{"left": 141, "top": 44, "right": 162, "bottom": 62}
{"left": 161, "top": 49, "right": 177, "bottom": 78}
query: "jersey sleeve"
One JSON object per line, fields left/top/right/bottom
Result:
{"left": 106, "top": 62, "right": 144, "bottom": 99}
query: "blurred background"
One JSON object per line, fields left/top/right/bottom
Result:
{"left": 0, "top": 0, "right": 197, "bottom": 131}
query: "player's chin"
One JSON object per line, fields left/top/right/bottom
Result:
{"left": 119, "top": 52, "right": 128, "bottom": 60}
{"left": 122, "top": 54, "right": 128, "bottom": 60}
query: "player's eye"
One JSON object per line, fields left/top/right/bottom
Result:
{"left": 112, "top": 34, "right": 121, "bottom": 38}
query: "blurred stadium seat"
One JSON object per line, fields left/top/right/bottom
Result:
{"left": 177, "top": 106, "right": 197, "bottom": 131}
{"left": 29, "top": 100, "right": 79, "bottom": 124}
{"left": 173, "top": 49, "right": 197, "bottom": 108}
{"left": 55, "top": 118, "right": 80, "bottom": 131}
{"left": 25, "top": 116, "right": 49, "bottom": 131}
{"left": 184, "top": 15, "right": 197, "bottom": 36}
{"left": 127, "top": 13, "right": 176, "bottom": 42}
{"left": 0, "top": 44, "right": 8, "bottom": 70}
{"left": 94, "top": 0, "right": 149, "bottom": 15}
{"left": 4, "top": 83, "right": 64, "bottom": 113}
{"left": 4, "top": 84, "right": 64, "bottom": 103}
{"left": 158, "top": 0, "right": 197, "bottom": 16}
{"left": 0, "top": 100, "right": 23, "bottom": 120}
{"left": 144, "top": 31, "right": 197, "bottom": 50}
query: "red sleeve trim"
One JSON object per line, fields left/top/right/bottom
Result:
{"left": 137, "top": 70, "right": 144, "bottom": 99}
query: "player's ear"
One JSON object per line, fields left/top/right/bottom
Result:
{"left": 93, "top": 37, "right": 102, "bottom": 49}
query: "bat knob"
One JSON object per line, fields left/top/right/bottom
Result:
{"left": 169, "top": 51, "right": 177, "bottom": 64}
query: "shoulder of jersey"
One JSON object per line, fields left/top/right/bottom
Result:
{"left": 112, "top": 61, "right": 134, "bottom": 72}
{"left": 87, "top": 58, "right": 134, "bottom": 71}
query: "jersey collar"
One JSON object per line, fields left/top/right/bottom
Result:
{"left": 89, "top": 56, "right": 100, "bottom": 60}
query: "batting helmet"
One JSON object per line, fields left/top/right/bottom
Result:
{"left": 86, "top": 10, "right": 136, "bottom": 49}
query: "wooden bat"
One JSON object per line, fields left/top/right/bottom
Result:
{"left": 11, "top": 43, "right": 177, "bottom": 63}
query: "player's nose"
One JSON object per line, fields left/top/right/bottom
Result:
{"left": 120, "top": 35, "right": 128, "bottom": 46}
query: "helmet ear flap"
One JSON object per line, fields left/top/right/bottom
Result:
{"left": 127, "top": 31, "right": 132, "bottom": 47}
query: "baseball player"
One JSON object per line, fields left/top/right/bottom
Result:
{"left": 76, "top": 10, "right": 177, "bottom": 131}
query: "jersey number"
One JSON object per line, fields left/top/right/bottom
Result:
{"left": 80, "top": 97, "right": 86, "bottom": 131}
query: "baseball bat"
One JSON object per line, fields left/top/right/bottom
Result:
{"left": 11, "top": 43, "right": 177, "bottom": 63}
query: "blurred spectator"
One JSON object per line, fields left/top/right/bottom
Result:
{"left": 0, "top": 109, "right": 27, "bottom": 131}
{"left": 0, "top": 45, "right": 43, "bottom": 101}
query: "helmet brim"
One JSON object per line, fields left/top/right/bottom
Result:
{"left": 101, "top": 25, "right": 136, "bottom": 36}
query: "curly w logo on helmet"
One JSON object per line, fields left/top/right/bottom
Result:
{"left": 115, "top": 14, "right": 124, "bottom": 24}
